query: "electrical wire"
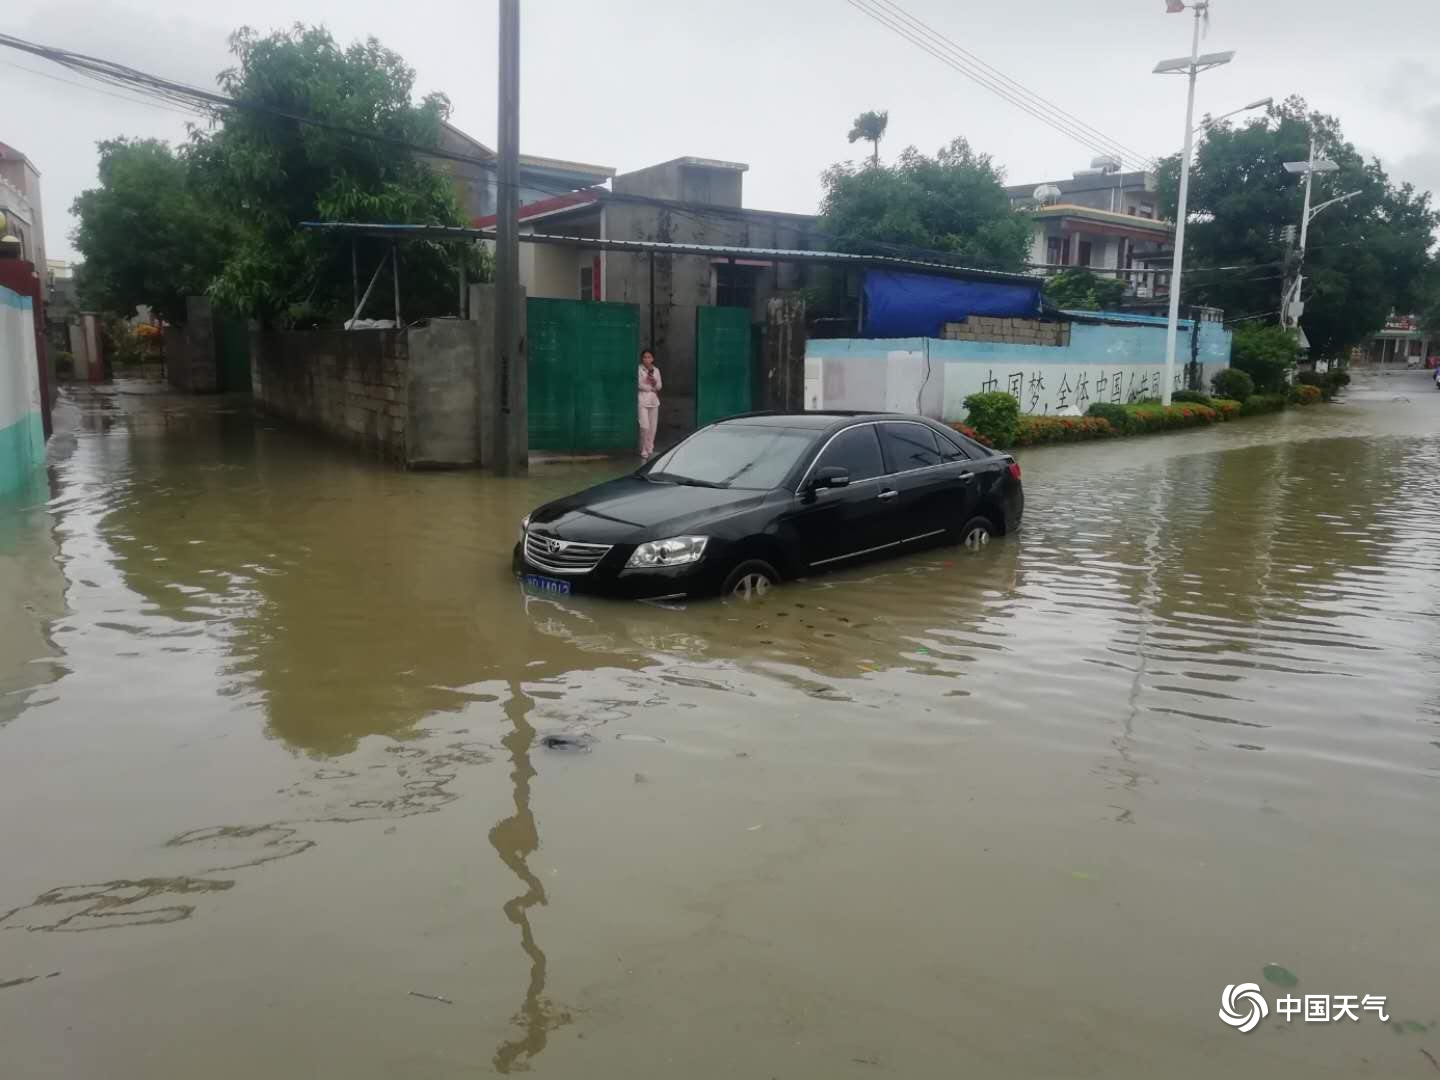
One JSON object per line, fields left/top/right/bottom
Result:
{"left": 846, "top": 0, "right": 1152, "bottom": 173}
{"left": 865, "top": 0, "right": 1152, "bottom": 170}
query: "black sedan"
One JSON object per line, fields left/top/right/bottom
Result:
{"left": 513, "top": 412, "right": 1023, "bottom": 601}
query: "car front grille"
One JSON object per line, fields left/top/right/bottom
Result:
{"left": 523, "top": 531, "right": 612, "bottom": 575}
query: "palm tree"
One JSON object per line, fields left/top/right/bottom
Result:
{"left": 847, "top": 110, "right": 889, "bottom": 168}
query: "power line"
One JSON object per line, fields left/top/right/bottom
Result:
{"left": 866, "top": 0, "right": 1153, "bottom": 170}
{"left": 846, "top": 0, "right": 1152, "bottom": 173}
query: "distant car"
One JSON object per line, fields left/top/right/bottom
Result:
{"left": 513, "top": 412, "right": 1024, "bottom": 601}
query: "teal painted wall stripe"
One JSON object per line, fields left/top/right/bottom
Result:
{"left": 0, "top": 411, "right": 45, "bottom": 496}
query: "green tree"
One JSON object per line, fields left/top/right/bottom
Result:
{"left": 1156, "top": 96, "right": 1436, "bottom": 357}
{"left": 1229, "top": 322, "right": 1299, "bottom": 392}
{"left": 1043, "top": 268, "right": 1125, "bottom": 311}
{"left": 70, "top": 138, "right": 226, "bottom": 324}
{"left": 190, "top": 24, "right": 482, "bottom": 327}
{"left": 820, "top": 137, "right": 1033, "bottom": 271}
{"left": 847, "top": 110, "right": 889, "bottom": 168}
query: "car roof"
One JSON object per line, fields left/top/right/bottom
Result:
{"left": 713, "top": 410, "right": 912, "bottom": 430}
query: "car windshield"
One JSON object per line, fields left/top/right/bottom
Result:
{"left": 647, "top": 424, "right": 817, "bottom": 490}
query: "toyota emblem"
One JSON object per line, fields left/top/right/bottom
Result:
{"left": 546, "top": 537, "right": 566, "bottom": 554}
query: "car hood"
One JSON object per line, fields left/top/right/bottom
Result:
{"left": 528, "top": 476, "right": 770, "bottom": 544}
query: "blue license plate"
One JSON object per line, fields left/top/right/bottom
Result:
{"left": 523, "top": 573, "right": 571, "bottom": 596}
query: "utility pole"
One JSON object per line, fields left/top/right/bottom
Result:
{"left": 493, "top": 0, "right": 525, "bottom": 474}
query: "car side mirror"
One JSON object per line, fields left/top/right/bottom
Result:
{"left": 811, "top": 466, "right": 851, "bottom": 490}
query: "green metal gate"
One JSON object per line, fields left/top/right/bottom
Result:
{"left": 695, "top": 306, "right": 752, "bottom": 426}
{"left": 214, "top": 316, "right": 252, "bottom": 393}
{"left": 528, "top": 298, "right": 640, "bottom": 452}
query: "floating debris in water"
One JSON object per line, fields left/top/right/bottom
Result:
{"left": 540, "top": 733, "right": 595, "bottom": 752}
{"left": 1262, "top": 963, "right": 1299, "bottom": 988}
{"left": 408, "top": 990, "right": 453, "bottom": 1005}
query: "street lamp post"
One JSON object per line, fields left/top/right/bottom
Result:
{"left": 1280, "top": 142, "right": 1358, "bottom": 331}
{"left": 1154, "top": 1, "right": 1234, "bottom": 405}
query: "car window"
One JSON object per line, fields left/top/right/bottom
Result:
{"left": 878, "top": 422, "right": 942, "bottom": 473}
{"left": 935, "top": 429, "right": 973, "bottom": 463}
{"left": 815, "top": 425, "right": 884, "bottom": 483}
{"left": 647, "top": 424, "right": 817, "bottom": 489}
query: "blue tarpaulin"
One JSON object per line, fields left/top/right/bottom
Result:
{"left": 862, "top": 270, "right": 1041, "bottom": 338}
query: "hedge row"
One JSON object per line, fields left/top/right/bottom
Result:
{"left": 959, "top": 386, "right": 1324, "bottom": 448}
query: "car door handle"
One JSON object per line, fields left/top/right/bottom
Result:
{"left": 955, "top": 472, "right": 977, "bottom": 483}
{"left": 877, "top": 489, "right": 898, "bottom": 500}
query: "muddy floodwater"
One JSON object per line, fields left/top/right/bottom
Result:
{"left": 2, "top": 371, "right": 1439, "bottom": 1078}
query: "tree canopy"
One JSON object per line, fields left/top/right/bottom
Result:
{"left": 71, "top": 138, "right": 226, "bottom": 324}
{"left": 1043, "top": 268, "right": 1125, "bottom": 312}
{"left": 847, "top": 110, "right": 889, "bottom": 168}
{"left": 820, "top": 137, "right": 1033, "bottom": 272}
{"left": 71, "top": 24, "right": 485, "bottom": 327}
{"left": 1156, "top": 96, "right": 1436, "bottom": 357}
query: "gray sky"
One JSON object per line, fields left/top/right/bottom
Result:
{"left": 7, "top": 0, "right": 1439, "bottom": 261}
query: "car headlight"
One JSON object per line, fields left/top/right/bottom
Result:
{"left": 625, "top": 535, "right": 709, "bottom": 569}
{"left": 518, "top": 514, "right": 531, "bottom": 545}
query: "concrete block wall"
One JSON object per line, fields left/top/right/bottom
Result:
{"left": 251, "top": 329, "right": 409, "bottom": 464}
{"left": 166, "top": 296, "right": 219, "bottom": 393}
{"left": 941, "top": 317, "right": 1070, "bottom": 348}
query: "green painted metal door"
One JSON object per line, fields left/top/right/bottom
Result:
{"left": 528, "top": 298, "right": 640, "bottom": 452}
{"left": 215, "top": 316, "right": 251, "bottom": 393}
{"left": 695, "top": 306, "right": 752, "bottom": 426}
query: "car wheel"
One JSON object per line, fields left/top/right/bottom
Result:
{"left": 721, "top": 559, "right": 780, "bottom": 600}
{"left": 957, "top": 516, "right": 996, "bottom": 551}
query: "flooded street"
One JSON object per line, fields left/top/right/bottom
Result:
{"left": 3, "top": 371, "right": 1439, "bottom": 1078}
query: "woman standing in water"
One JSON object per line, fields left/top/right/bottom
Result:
{"left": 637, "top": 348, "right": 662, "bottom": 461}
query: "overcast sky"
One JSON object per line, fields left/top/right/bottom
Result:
{"left": 6, "top": 0, "right": 1439, "bottom": 261}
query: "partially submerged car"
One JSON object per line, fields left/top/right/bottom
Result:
{"left": 514, "top": 412, "right": 1023, "bottom": 601}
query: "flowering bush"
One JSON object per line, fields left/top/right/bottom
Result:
{"left": 1290, "top": 383, "right": 1323, "bottom": 405}
{"left": 948, "top": 422, "right": 993, "bottom": 448}
{"left": 1014, "top": 415, "right": 1117, "bottom": 446}
{"left": 1210, "top": 398, "right": 1242, "bottom": 419}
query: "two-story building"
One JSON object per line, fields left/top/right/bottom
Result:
{"left": 1006, "top": 159, "right": 1173, "bottom": 303}
{"left": 0, "top": 141, "right": 44, "bottom": 272}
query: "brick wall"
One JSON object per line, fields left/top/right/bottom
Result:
{"left": 251, "top": 329, "right": 408, "bottom": 463}
{"left": 941, "top": 316, "right": 1070, "bottom": 348}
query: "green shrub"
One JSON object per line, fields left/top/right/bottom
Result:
{"left": 1324, "top": 368, "right": 1351, "bottom": 389}
{"left": 1290, "top": 383, "right": 1322, "bottom": 405}
{"left": 1210, "top": 398, "right": 1242, "bottom": 420}
{"left": 1240, "top": 393, "right": 1287, "bottom": 416}
{"left": 962, "top": 391, "right": 1021, "bottom": 448}
{"left": 1294, "top": 370, "right": 1325, "bottom": 387}
{"left": 1172, "top": 389, "right": 1213, "bottom": 406}
{"left": 1231, "top": 323, "right": 1298, "bottom": 392}
{"left": 1086, "top": 401, "right": 1131, "bottom": 432}
{"left": 1014, "top": 415, "right": 1117, "bottom": 446}
{"left": 1212, "top": 368, "right": 1255, "bottom": 401}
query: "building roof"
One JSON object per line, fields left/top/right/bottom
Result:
{"left": 470, "top": 187, "right": 817, "bottom": 231}
{"left": 1031, "top": 203, "right": 1173, "bottom": 237}
{"left": 300, "top": 220, "right": 1036, "bottom": 284}
{"left": 0, "top": 140, "right": 38, "bottom": 174}
{"left": 439, "top": 122, "right": 615, "bottom": 180}
{"left": 647, "top": 156, "right": 749, "bottom": 173}
{"left": 1006, "top": 169, "right": 1153, "bottom": 200}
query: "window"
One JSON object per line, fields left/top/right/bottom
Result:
{"left": 935, "top": 429, "right": 973, "bottom": 463}
{"left": 579, "top": 265, "right": 594, "bottom": 301}
{"left": 715, "top": 264, "right": 756, "bottom": 309}
{"left": 1076, "top": 240, "right": 1093, "bottom": 267}
{"left": 815, "top": 425, "right": 884, "bottom": 483}
{"left": 878, "top": 423, "right": 942, "bottom": 473}
{"left": 1046, "top": 235, "right": 1068, "bottom": 266}
{"left": 648, "top": 424, "right": 817, "bottom": 490}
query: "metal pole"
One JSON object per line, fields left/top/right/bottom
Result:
{"left": 494, "top": 0, "right": 523, "bottom": 474}
{"left": 1161, "top": 3, "right": 1202, "bottom": 407}
{"left": 1286, "top": 137, "right": 1317, "bottom": 330}
{"left": 392, "top": 242, "right": 401, "bottom": 328}
{"left": 648, "top": 249, "right": 656, "bottom": 349}
{"left": 457, "top": 245, "right": 466, "bottom": 318}
{"left": 352, "top": 238, "right": 359, "bottom": 317}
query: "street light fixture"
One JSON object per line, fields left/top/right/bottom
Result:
{"left": 1197, "top": 96, "right": 1272, "bottom": 133}
{"left": 1154, "top": 0, "right": 1234, "bottom": 405}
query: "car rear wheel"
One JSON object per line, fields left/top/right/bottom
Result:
{"left": 722, "top": 559, "right": 780, "bottom": 600}
{"left": 957, "top": 515, "right": 996, "bottom": 551}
